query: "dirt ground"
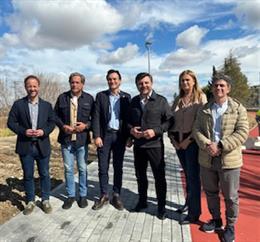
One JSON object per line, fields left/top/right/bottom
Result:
{"left": 0, "top": 129, "right": 97, "bottom": 225}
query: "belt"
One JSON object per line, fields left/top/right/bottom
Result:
{"left": 107, "top": 128, "right": 119, "bottom": 133}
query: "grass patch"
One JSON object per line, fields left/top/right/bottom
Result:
{"left": 0, "top": 128, "right": 15, "bottom": 137}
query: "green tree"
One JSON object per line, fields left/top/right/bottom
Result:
{"left": 221, "top": 52, "right": 250, "bottom": 104}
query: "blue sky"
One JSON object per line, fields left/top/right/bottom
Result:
{"left": 0, "top": 0, "right": 259, "bottom": 101}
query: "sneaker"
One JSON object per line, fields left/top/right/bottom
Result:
{"left": 23, "top": 201, "right": 36, "bottom": 215}
{"left": 42, "top": 200, "right": 52, "bottom": 214}
{"left": 111, "top": 193, "right": 124, "bottom": 210}
{"left": 62, "top": 197, "right": 75, "bottom": 209}
{"left": 201, "top": 218, "right": 223, "bottom": 233}
{"left": 78, "top": 197, "right": 88, "bottom": 208}
{"left": 223, "top": 226, "right": 235, "bottom": 242}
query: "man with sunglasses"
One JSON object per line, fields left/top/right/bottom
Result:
{"left": 193, "top": 73, "right": 248, "bottom": 242}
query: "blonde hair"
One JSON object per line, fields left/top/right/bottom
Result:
{"left": 178, "top": 70, "right": 204, "bottom": 103}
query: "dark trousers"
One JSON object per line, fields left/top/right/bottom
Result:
{"left": 176, "top": 142, "right": 201, "bottom": 218}
{"left": 133, "top": 146, "right": 167, "bottom": 211}
{"left": 19, "top": 144, "right": 51, "bottom": 203}
{"left": 97, "top": 131, "right": 126, "bottom": 195}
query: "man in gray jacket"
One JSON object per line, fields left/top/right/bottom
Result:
{"left": 193, "top": 73, "right": 248, "bottom": 242}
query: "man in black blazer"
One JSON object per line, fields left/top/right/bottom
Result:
{"left": 128, "top": 72, "right": 172, "bottom": 220}
{"left": 7, "top": 75, "right": 55, "bottom": 215}
{"left": 92, "top": 69, "right": 131, "bottom": 210}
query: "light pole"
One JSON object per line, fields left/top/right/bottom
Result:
{"left": 145, "top": 41, "right": 152, "bottom": 73}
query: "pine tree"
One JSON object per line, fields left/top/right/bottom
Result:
{"left": 203, "top": 53, "right": 250, "bottom": 105}
{"left": 221, "top": 52, "right": 250, "bottom": 104}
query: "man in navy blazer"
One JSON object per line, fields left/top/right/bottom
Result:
{"left": 92, "top": 69, "right": 131, "bottom": 210}
{"left": 7, "top": 75, "right": 55, "bottom": 215}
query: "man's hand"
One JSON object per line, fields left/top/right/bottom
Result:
{"left": 179, "top": 138, "right": 191, "bottom": 150}
{"left": 33, "top": 129, "right": 44, "bottom": 137}
{"left": 126, "top": 138, "right": 133, "bottom": 148}
{"left": 25, "top": 129, "right": 44, "bottom": 137}
{"left": 25, "top": 129, "right": 35, "bottom": 137}
{"left": 143, "top": 129, "right": 155, "bottom": 139}
{"left": 95, "top": 137, "right": 103, "bottom": 148}
{"left": 63, "top": 125, "right": 75, "bottom": 134}
{"left": 74, "top": 122, "right": 87, "bottom": 133}
{"left": 206, "top": 142, "right": 221, "bottom": 157}
{"left": 130, "top": 127, "right": 143, "bottom": 139}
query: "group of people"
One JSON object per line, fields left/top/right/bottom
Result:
{"left": 7, "top": 69, "right": 248, "bottom": 242}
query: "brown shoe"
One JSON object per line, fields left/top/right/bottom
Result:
{"left": 92, "top": 195, "right": 109, "bottom": 210}
{"left": 42, "top": 200, "right": 52, "bottom": 214}
{"left": 111, "top": 193, "right": 124, "bottom": 210}
{"left": 23, "top": 201, "right": 36, "bottom": 215}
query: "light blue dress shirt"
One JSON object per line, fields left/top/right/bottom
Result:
{"left": 211, "top": 99, "right": 228, "bottom": 143}
{"left": 108, "top": 93, "right": 120, "bottom": 130}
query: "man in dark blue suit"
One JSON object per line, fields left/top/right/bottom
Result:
{"left": 7, "top": 75, "right": 55, "bottom": 215}
{"left": 92, "top": 69, "right": 131, "bottom": 210}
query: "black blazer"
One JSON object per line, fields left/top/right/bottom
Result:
{"left": 54, "top": 91, "right": 94, "bottom": 147}
{"left": 7, "top": 97, "right": 55, "bottom": 156}
{"left": 92, "top": 90, "right": 131, "bottom": 141}
{"left": 127, "top": 90, "right": 172, "bottom": 148}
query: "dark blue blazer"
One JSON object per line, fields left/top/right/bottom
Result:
{"left": 92, "top": 90, "right": 131, "bottom": 141}
{"left": 7, "top": 96, "right": 55, "bottom": 156}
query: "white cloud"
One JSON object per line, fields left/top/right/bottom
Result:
{"left": 97, "top": 43, "right": 139, "bottom": 65}
{"left": 176, "top": 25, "right": 209, "bottom": 48}
{"left": 116, "top": 0, "right": 204, "bottom": 30}
{"left": 234, "top": 1, "right": 260, "bottom": 30}
{"left": 2, "top": 33, "right": 20, "bottom": 46}
{"left": 0, "top": 44, "right": 5, "bottom": 59}
{"left": 4, "top": 0, "right": 123, "bottom": 49}
{"left": 159, "top": 48, "right": 211, "bottom": 70}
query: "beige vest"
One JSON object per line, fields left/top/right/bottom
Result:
{"left": 70, "top": 96, "right": 78, "bottom": 141}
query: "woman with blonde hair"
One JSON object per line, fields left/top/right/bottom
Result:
{"left": 168, "top": 70, "right": 207, "bottom": 224}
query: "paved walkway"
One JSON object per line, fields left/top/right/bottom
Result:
{"left": 0, "top": 138, "right": 191, "bottom": 242}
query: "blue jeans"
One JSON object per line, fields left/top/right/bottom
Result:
{"left": 176, "top": 142, "right": 201, "bottom": 218}
{"left": 61, "top": 144, "right": 87, "bottom": 197}
{"left": 19, "top": 144, "right": 51, "bottom": 202}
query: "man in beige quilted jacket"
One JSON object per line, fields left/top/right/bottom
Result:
{"left": 193, "top": 73, "right": 248, "bottom": 242}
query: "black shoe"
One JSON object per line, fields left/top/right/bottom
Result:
{"left": 132, "top": 201, "right": 148, "bottom": 212}
{"left": 157, "top": 209, "right": 166, "bottom": 220}
{"left": 78, "top": 197, "right": 88, "bottom": 208}
{"left": 179, "top": 215, "right": 199, "bottom": 225}
{"left": 92, "top": 195, "right": 109, "bottom": 210}
{"left": 201, "top": 218, "right": 223, "bottom": 233}
{"left": 62, "top": 197, "right": 75, "bottom": 209}
{"left": 175, "top": 204, "right": 188, "bottom": 214}
{"left": 111, "top": 193, "right": 124, "bottom": 210}
{"left": 223, "top": 226, "right": 235, "bottom": 242}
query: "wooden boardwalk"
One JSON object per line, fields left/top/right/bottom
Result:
{"left": 0, "top": 138, "right": 192, "bottom": 242}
